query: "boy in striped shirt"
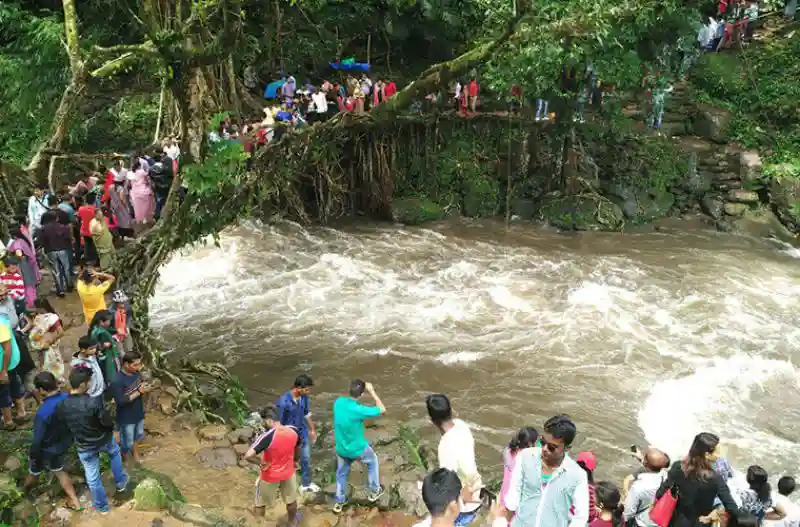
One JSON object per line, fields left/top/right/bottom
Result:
{"left": 0, "top": 258, "right": 26, "bottom": 314}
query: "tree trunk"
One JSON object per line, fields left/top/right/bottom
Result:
{"left": 26, "top": 0, "right": 88, "bottom": 178}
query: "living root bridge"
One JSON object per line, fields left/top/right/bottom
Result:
{"left": 251, "top": 112, "right": 549, "bottom": 224}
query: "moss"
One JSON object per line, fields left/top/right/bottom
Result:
{"left": 134, "top": 478, "right": 168, "bottom": 511}
{"left": 538, "top": 193, "right": 624, "bottom": 231}
{"left": 392, "top": 197, "right": 446, "bottom": 225}
{"left": 462, "top": 174, "right": 500, "bottom": 218}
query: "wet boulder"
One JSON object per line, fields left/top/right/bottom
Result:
{"left": 537, "top": 192, "right": 624, "bottom": 231}
{"left": 768, "top": 164, "right": 800, "bottom": 233}
{"left": 700, "top": 196, "right": 725, "bottom": 220}
{"left": 727, "top": 189, "right": 760, "bottom": 203}
{"left": 198, "top": 424, "right": 229, "bottom": 442}
{"left": 692, "top": 104, "right": 732, "bottom": 143}
{"left": 723, "top": 202, "right": 748, "bottom": 216}
{"left": 392, "top": 197, "right": 446, "bottom": 225}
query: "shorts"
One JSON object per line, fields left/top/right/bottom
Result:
{"left": 119, "top": 419, "right": 145, "bottom": 453}
{"left": 0, "top": 370, "right": 24, "bottom": 408}
{"left": 254, "top": 473, "right": 298, "bottom": 507}
{"left": 29, "top": 452, "right": 65, "bottom": 476}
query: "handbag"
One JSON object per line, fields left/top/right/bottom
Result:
{"left": 649, "top": 484, "right": 679, "bottom": 527}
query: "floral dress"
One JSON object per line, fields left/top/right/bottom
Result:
{"left": 738, "top": 488, "right": 773, "bottom": 522}
{"left": 28, "top": 312, "right": 65, "bottom": 382}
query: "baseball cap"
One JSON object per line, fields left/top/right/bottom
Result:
{"left": 576, "top": 451, "right": 597, "bottom": 472}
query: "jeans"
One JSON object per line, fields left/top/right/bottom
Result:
{"left": 652, "top": 103, "right": 664, "bottom": 129}
{"left": 154, "top": 194, "right": 166, "bottom": 219}
{"left": 119, "top": 419, "right": 145, "bottom": 454}
{"left": 0, "top": 368, "right": 24, "bottom": 408}
{"left": 536, "top": 99, "right": 549, "bottom": 120}
{"left": 46, "top": 249, "right": 73, "bottom": 294}
{"left": 300, "top": 433, "right": 311, "bottom": 486}
{"left": 335, "top": 445, "right": 380, "bottom": 503}
{"left": 77, "top": 439, "right": 129, "bottom": 512}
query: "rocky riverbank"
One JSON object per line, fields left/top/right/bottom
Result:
{"left": 0, "top": 279, "right": 444, "bottom": 526}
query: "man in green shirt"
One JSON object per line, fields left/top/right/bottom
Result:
{"left": 332, "top": 379, "right": 386, "bottom": 513}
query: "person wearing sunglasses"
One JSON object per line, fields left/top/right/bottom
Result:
{"left": 504, "top": 415, "right": 590, "bottom": 527}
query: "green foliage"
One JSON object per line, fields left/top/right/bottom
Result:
{"left": 392, "top": 197, "right": 446, "bottom": 224}
{"left": 182, "top": 138, "right": 249, "bottom": 196}
{"left": 223, "top": 376, "right": 250, "bottom": 427}
{"left": 397, "top": 423, "right": 428, "bottom": 471}
{"left": 690, "top": 36, "right": 800, "bottom": 164}
{"left": 68, "top": 94, "right": 161, "bottom": 153}
{"left": 0, "top": 3, "right": 68, "bottom": 164}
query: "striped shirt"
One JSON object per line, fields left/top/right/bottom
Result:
{"left": 0, "top": 272, "right": 25, "bottom": 300}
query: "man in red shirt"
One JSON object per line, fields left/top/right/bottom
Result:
{"left": 468, "top": 77, "right": 479, "bottom": 113}
{"left": 245, "top": 404, "right": 300, "bottom": 526}
{"left": 76, "top": 193, "right": 98, "bottom": 265}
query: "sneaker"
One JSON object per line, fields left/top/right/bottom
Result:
{"left": 368, "top": 486, "right": 385, "bottom": 502}
{"left": 116, "top": 475, "right": 130, "bottom": 493}
{"left": 333, "top": 502, "right": 344, "bottom": 514}
{"left": 299, "top": 483, "right": 320, "bottom": 493}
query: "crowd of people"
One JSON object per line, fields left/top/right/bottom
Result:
{"left": 239, "top": 375, "right": 800, "bottom": 527}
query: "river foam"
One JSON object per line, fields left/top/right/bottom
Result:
{"left": 152, "top": 219, "right": 800, "bottom": 479}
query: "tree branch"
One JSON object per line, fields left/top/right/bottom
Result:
{"left": 372, "top": 10, "right": 529, "bottom": 118}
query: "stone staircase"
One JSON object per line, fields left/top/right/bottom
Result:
{"left": 620, "top": 80, "right": 767, "bottom": 222}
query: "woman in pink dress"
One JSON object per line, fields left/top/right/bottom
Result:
{"left": 500, "top": 427, "right": 538, "bottom": 514}
{"left": 128, "top": 159, "right": 154, "bottom": 223}
{"left": 8, "top": 224, "right": 40, "bottom": 307}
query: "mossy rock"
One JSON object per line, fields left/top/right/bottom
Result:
{"left": 0, "top": 473, "right": 21, "bottom": 514}
{"left": 537, "top": 193, "right": 624, "bottom": 231}
{"left": 636, "top": 190, "right": 675, "bottom": 223}
{"left": 134, "top": 478, "right": 168, "bottom": 511}
{"left": 462, "top": 175, "right": 499, "bottom": 218}
{"left": 128, "top": 466, "right": 186, "bottom": 504}
{"left": 392, "top": 197, "right": 445, "bottom": 225}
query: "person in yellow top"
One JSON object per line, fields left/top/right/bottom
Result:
{"left": 76, "top": 268, "right": 115, "bottom": 326}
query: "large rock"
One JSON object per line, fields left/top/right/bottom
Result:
{"left": 198, "top": 425, "right": 229, "bottom": 442}
{"left": 727, "top": 189, "right": 760, "bottom": 203}
{"left": 226, "top": 427, "right": 254, "bottom": 445}
{"left": 392, "top": 198, "right": 446, "bottom": 225}
{"left": 700, "top": 196, "right": 725, "bottom": 220}
{"left": 538, "top": 193, "right": 624, "bottom": 231}
{"left": 692, "top": 104, "right": 732, "bottom": 143}
{"left": 195, "top": 447, "right": 238, "bottom": 469}
{"left": 769, "top": 167, "right": 800, "bottom": 232}
{"left": 393, "top": 480, "right": 428, "bottom": 517}
{"left": 740, "top": 150, "right": 764, "bottom": 183}
{"left": 724, "top": 202, "right": 748, "bottom": 216}
{"left": 134, "top": 478, "right": 169, "bottom": 511}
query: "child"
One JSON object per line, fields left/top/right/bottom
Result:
{"left": 89, "top": 311, "right": 119, "bottom": 387}
{"left": 111, "top": 290, "right": 133, "bottom": 354}
{"left": 590, "top": 481, "right": 623, "bottom": 527}
{"left": 0, "top": 257, "right": 26, "bottom": 314}
{"left": 23, "top": 371, "right": 82, "bottom": 510}
{"left": 576, "top": 452, "right": 599, "bottom": 521}
{"left": 500, "top": 427, "right": 538, "bottom": 512}
{"left": 70, "top": 336, "right": 104, "bottom": 398}
{"left": 110, "top": 351, "right": 150, "bottom": 462}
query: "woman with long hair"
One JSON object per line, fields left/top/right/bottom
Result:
{"left": 28, "top": 298, "right": 65, "bottom": 383}
{"left": 7, "top": 224, "right": 40, "bottom": 307}
{"left": 738, "top": 466, "right": 786, "bottom": 522}
{"left": 129, "top": 159, "right": 155, "bottom": 224}
{"left": 655, "top": 433, "right": 739, "bottom": 527}
{"left": 89, "top": 310, "right": 119, "bottom": 386}
{"left": 109, "top": 171, "right": 134, "bottom": 240}
{"left": 591, "top": 481, "right": 623, "bottom": 527}
{"left": 500, "top": 427, "right": 538, "bottom": 512}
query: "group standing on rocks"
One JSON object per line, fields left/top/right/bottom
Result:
{"left": 238, "top": 374, "right": 800, "bottom": 527}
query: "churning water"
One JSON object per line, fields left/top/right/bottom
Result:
{"left": 151, "top": 219, "right": 800, "bottom": 480}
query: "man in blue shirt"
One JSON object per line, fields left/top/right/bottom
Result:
{"left": 275, "top": 374, "right": 318, "bottom": 492}
{"left": 23, "top": 372, "right": 82, "bottom": 510}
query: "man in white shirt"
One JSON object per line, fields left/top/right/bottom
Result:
{"left": 505, "top": 415, "right": 589, "bottom": 527}
{"left": 766, "top": 477, "right": 800, "bottom": 527}
{"left": 426, "top": 394, "right": 483, "bottom": 526}
{"left": 28, "top": 186, "right": 50, "bottom": 239}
